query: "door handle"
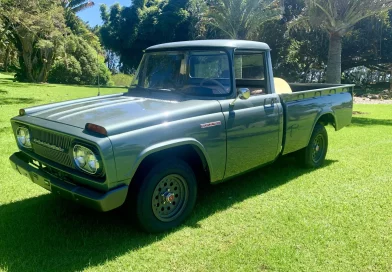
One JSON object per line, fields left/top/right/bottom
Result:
{"left": 264, "top": 98, "right": 276, "bottom": 107}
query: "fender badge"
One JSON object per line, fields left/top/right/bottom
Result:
{"left": 200, "top": 121, "right": 222, "bottom": 128}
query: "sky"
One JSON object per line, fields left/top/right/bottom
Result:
{"left": 78, "top": 1, "right": 131, "bottom": 27}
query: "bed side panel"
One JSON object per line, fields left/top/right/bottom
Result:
{"left": 280, "top": 85, "right": 353, "bottom": 155}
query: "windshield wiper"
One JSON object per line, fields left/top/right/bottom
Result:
{"left": 128, "top": 87, "right": 186, "bottom": 97}
{"left": 153, "top": 88, "right": 186, "bottom": 97}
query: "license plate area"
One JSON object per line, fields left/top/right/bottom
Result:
{"left": 31, "top": 172, "right": 51, "bottom": 191}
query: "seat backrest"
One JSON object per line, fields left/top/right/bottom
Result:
{"left": 274, "top": 77, "right": 292, "bottom": 94}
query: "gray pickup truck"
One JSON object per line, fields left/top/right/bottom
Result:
{"left": 9, "top": 40, "right": 353, "bottom": 232}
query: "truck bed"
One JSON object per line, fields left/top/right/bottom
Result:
{"left": 279, "top": 83, "right": 354, "bottom": 155}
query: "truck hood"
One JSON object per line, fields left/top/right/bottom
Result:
{"left": 26, "top": 94, "right": 222, "bottom": 135}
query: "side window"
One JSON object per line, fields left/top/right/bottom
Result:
{"left": 234, "top": 52, "right": 267, "bottom": 96}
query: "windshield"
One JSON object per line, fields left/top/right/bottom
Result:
{"left": 129, "top": 50, "right": 232, "bottom": 97}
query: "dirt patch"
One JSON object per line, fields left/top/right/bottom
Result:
{"left": 352, "top": 111, "right": 369, "bottom": 115}
{"left": 354, "top": 96, "right": 392, "bottom": 104}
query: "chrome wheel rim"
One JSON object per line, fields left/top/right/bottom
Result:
{"left": 312, "top": 135, "right": 324, "bottom": 163}
{"left": 152, "top": 174, "right": 188, "bottom": 222}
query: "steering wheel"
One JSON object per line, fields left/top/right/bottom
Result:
{"left": 199, "top": 78, "right": 227, "bottom": 94}
{"left": 148, "top": 71, "right": 176, "bottom": 89}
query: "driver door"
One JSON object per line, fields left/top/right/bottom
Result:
{"left": 221, "top": 51, "right": 282, "bottom": 179}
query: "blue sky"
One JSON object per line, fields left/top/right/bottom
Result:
{"left": 78, "top": 1, "right": 131, "bottom": 26}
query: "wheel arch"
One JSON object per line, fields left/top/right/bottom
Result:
{"left": 305, "top": 111, "right": 335, "bottom": 147}
{"left": 130, "top": 138, "right": 212, "bottom": 185}
{"left": 316, "top": 112, "right": 337, "bottom": 130}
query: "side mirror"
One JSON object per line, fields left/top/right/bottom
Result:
{"left": 238, "top": 88, "right": 250, "bottom": 100}
{"left": 230, "top": 88, "right": 250, "bottom": 106}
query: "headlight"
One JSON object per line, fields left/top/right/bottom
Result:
{"left": 73, "top": 145, "right": 101, "bottom": 174}
{"left": 16, "top": 127, "right": 32, "bottom": 148}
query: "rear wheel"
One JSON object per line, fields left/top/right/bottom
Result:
{"left": 135, "top": 158, "right": 197, "bottom": 233}
{"left": 298, "top": 123, "right": 328, "bottom": 168}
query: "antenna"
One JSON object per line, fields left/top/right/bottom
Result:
{"left": 97, "top": 51, "right": 100, "bottom": 96}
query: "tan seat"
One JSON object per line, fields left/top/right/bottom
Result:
{"left": 249, "top": 88, "right": 264, "bottom": 95}
{"left": 274, "top": 77, "right": 292, "bottom": 94}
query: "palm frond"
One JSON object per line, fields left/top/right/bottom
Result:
{"left": 304, "top": 0, "right": 392, "bottom": 35}
{"left": 71, "top": 1, "right": 95, "bottom": 13}
{"left": 69, "top": 0, "right": 92, "bottom": 8}
{"left": 205, "top": 0, "right": 281, "bottom": 39}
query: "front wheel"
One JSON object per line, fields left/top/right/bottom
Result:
{"left": 298, "top": 123, "right": 328, "bottom": 168}
{"left": 135, "top": 158, "right": 197, "bottom": 233}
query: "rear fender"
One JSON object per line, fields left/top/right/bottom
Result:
{"left": 306, "top": 111, "right": 336, "bottom": 146}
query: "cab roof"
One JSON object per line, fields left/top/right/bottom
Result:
{"left": 146, "top": 40, "right": 270, "bottom": 51}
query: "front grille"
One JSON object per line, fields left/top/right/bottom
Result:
{"left": 30, "top": 127, "right": 74, "bottom": 169}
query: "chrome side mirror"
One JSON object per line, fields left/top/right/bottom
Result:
{"left": 230, "top": 88, "right": 250, "bottom": 106}
{"left": 238, "top": 88, "right": 250, "bottom": 100}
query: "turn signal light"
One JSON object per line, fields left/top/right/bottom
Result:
{"left": 85, "top": 123, "right": 107, "bottom": 136}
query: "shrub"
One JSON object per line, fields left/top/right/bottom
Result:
{"left": 48, "top": 56, "right": 82, "bottom": 84}
{"left": 111, "top": 73, "right": 134, "bottom": 87}
{"left": 48, "top": 35, "right": 112, "bottom": 85}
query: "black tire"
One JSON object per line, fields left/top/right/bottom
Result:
{"left": 298, "top": 123, "right": 328, "bottom": 168}
{"left": 135, "top": 158, "right": 197, "bottom": 233}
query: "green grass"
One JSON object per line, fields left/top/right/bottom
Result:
{"left": 0, "top": 73, "right": 391, "bottom": 272}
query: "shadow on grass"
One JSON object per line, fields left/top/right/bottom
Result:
{"left": 0, "top": 77, "right": 128, "bottom": 90}
{"left": 0, "top": 89, "right": 8, "bottom": 94}
{"left": 0, "top": 127, "right": 11, "bottom": 135}
{"left": 351, "top": 117, "right": 392, "bottom": 127}
{"left": 0, "top": 157, "right": 337, "bottom": 272}
{"left": 0, "top": 79, "right": 57, "bottom": 88}
{"left": 0, "top": 97, "right": 42, "bottom": 105}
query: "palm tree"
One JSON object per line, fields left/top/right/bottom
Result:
{"left": 62, "top": 0, "right": 95, "bottom": 13}
{"left": 302, "top": 0, "right": 392, "bottom": 83}
{"left": 205, "top": 0, "right": 281, "bottom": 39}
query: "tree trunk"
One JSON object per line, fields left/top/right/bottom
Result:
{"left": 4, "top": 46, "right": 11, "bottom": 72}
{"left": 21, "top": 51, "right": 34, "bottom": 82}
{"left": 37, "top": 48, "right": 55, "bottom": 82}
{"left": 326, "top": 33, "right": 342, "bottom": 84}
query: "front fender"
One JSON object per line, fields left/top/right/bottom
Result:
{"left": 126, "top": 138, "right": 213, "bottom": 182}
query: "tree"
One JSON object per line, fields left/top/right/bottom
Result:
{"left": 204, "top": 0, "right": 281, "bottom": 39}
{"left": 100, "top": 0, "right": 192, "bottom": 71}
{"left": 48, "top": 35, "right": 112, "bottom": 85}
{"left": 341, "top": 13, "right": 392, "bottom": 70}
{"left": 187, "top": 0, "right": 211, "bottom": 39}
{"left": 299, "top": 0, "right": 392, "bottom": 83}
{"left": 62, "top": 0, "right": 95, "bottom": 13}
{"left": 104, "top": 49, "right": 120, "bottom": 73}
{"left": 342, "top": 11, "right": 392, "bottom": 91}
{"left": 0, "top": 41, "right": 18, "bottom": 72}
{"left": 1, "top": 0, "right": 69, "bottom": 82}
{"left": 0, "top": 9, "right": 17, "bottom": 72}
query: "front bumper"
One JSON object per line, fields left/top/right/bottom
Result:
{"left": 9, "top": 152, "right": 128, "bottom": 212}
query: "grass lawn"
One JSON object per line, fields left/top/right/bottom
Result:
{"left": 0, "top": 73, "right": 391, "bottom": 271}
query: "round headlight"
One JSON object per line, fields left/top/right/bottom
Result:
{"left": 16, "top": 127, "right": 32, "bottom": 148}
{"left": 73, "top": 145, "right": 101, "bottom": 174}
